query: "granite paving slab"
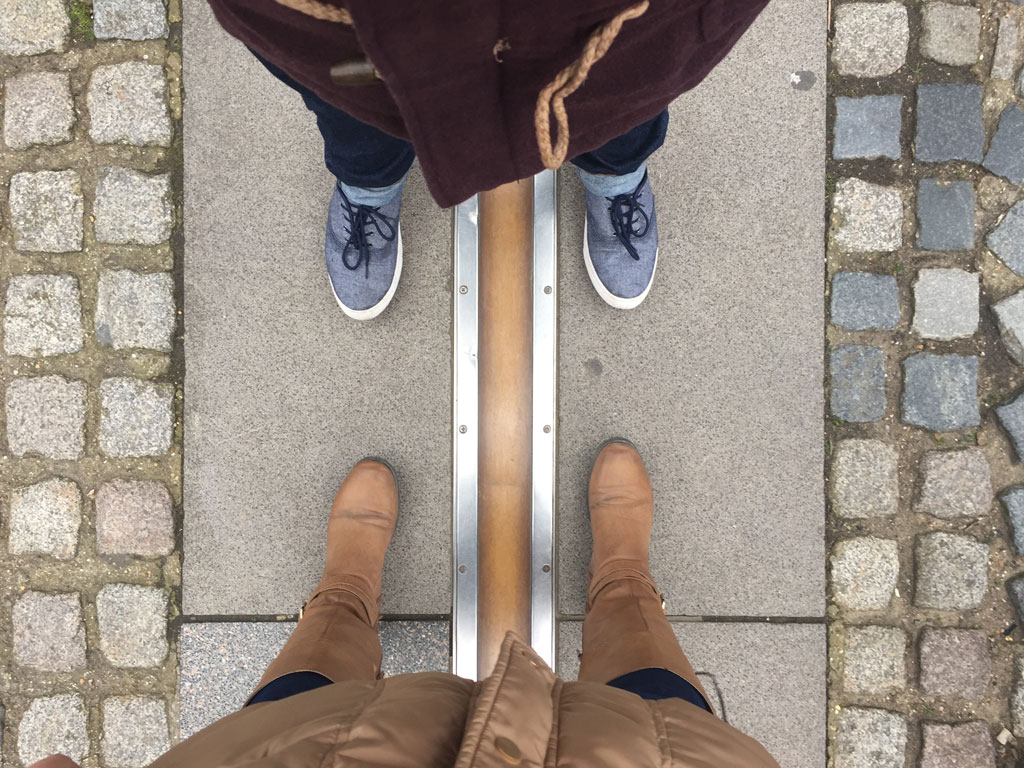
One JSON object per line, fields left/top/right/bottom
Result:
{"left": 181, "top": 0, "right": 451, "bottom": 615}
{"left": 558, "top": 621, "right": 825, "bottom": 768}
{"left": 557, "top": 0, "right": 825, "bottom": 617}
{"left": 178, "top": 621, "right": 450, "bottom": 739}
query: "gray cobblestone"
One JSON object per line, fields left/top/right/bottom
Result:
{"left": 13, "top": 592, "right": 86, "bottom": 671}
{"left": 918, "top": 627, "right": 991, "bottom": 699}
{"left": 915, "top": 84, "right": 984, "bottom": 164}
{"left": 987, "top": 201, "right": 1024, "bottom": 277}
{"left": 0, "top": 0, "right": 69, "bottom": 56}
{"left": 901, "top": 354, "right": 979, "bottom": 431}
{"left": 917, "top": 449, "right": 991, "bottom": 519}
{"left": 916, "top": 180, "right": 974, "bottom": 251}
{"left": 912, "top": 269, "right": 978, "bottom": 340}
{"left": 1002, "top": 487, "right": 1024, "bottom": 555}
{"left": 831, "top": 439, "right": 898, "bottom": 518}
{"left": 831, "top": 538, "right": 899, "bottom": 611}
{"left": 832, "top": 178, "right": 903, "bottom": 252}
{"left": 830, "top": 345, "right": 886, "bottom": 422}
{"left": 920, "top": 3, "right": 980, "bottom": 66}
{"left": 1013, "top": 658, "right": 1024, "bottom": 736}
{"left": 9, "top": 478, "right": 81, "bottom": 559}
{"left": 994, "top": 289, "right": 1024, "bottom": 365}
{"left": 96, "top": 479, "right": 174, "bottom": 556}
{"left": 101, "top": 697, "right": 170, "bottom": 768}
{"left": 9, "top": 170, "right": 83, "bottom": 253}
{"left": 6, "top": 375, "right": 86, "bottom": 459}
{"left": 915, "top": 532, "right": 989, "bottom": 610}
{"left": 831, "top": 4, "right": 909, "bottom": 77}
{"left": 95, "top": 168, "right": 173, "bottom": 246}
{"left": 97, "top": 584, "right": 168, "bottom": 668}
{"left": 1007, "top": 574, "right": 1024, "bottom": 623}
{"left": 842, "top": 625, "right": 906, "bottom": 694}
{"left": 920, "top": 722, "right": 995, "bottom": 768}
{"left": 96, "top": 270, "right": 175, "bottom": 351}
{"left": 88, "top": 62, "right": 172, "bottom": 147}
{"left": 99, "top": 377, "right": 174, "bottom": 457}
{"left": 3, "top": 71, "right": 74, "bottom": 150}
{"left": 995, "top": 390, "right": 1024, "bottom": 462}
{"left": 983, "top": 105, "right": 1024, "bottom": 185}
{"left": 830, "top": 272, "right": 899, "bottom": 331}
{"left": 834, "top": 707, "right": 906, "bottom": 768}
{"left": 4, "top": 274, "right": 83, "bottom": 357}
{"left": 833, "top": 96, "right": 902, "bottom": 160}
{"left": 992, "top": 17, "right": 1020, "bottom": 80}
{"left": 17, "top": 695, "right": 88, "bottom": 766}
{"left": 95, "top": 0, "right": 168, "bottom": 41}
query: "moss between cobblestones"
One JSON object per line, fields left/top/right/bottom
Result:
{"left": 0, "top": 10, "right": 186, "bottom": 768}
{"left": 69, "top": 1, "right": 96, "bottom": 44}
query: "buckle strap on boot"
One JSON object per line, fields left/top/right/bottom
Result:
{"left": 300, "top": 579, "right": 379, "bottom": 625}
{"left": 586, "top": 564, "right": 666, "bottom": 613}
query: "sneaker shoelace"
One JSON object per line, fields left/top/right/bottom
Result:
{"left": 607, "top": 183, "right": 650, "bottom": 261}
{"left": 339, "top": 195, "right": 398, "bottom": 278}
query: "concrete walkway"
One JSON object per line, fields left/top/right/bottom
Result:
{"left": 181, "top": 0, "right": 825, "bottom": 763}
{"left": 555, "top": 3, "right": 825, "bottom": 764}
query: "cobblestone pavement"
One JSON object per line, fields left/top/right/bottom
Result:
{"left": 828, "top": 1, "right": 1024, "bottom": 765}
{"left": 0, "top": 0, "right": 183, "bottom": 766}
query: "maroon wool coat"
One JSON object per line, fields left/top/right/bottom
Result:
{"left": 207, "top": 0, "right": 769, "bottom": 207}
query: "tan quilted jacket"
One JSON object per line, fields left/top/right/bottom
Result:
{"left": 150, "top": 633, "right": 778, "bottom": 768}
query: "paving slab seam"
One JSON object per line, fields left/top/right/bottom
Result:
{"left": 177, "top": 613, "right": 452, "bottom": 624}
{"left": 828, "top": 1, "right": 1024, "bottom": 766}
{"left": 559, "top": 614, "right": 828, "bottom": 623}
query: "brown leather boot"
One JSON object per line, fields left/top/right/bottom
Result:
{"left": 250, "top": 459, "right": 398, "bottom": 697}
{"left": 577, "top": 440, "right": 711, "bottom": 709}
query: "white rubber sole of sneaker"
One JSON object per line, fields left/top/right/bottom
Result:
{"left": 330, "top": 228, "right": 403, "bottom": 321}
{"left": 583, "top": 219, "right": 657, "bottom": 310}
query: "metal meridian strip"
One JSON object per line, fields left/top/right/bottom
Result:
{"left": 452, "top": 194, "right": 479, "bottom": 680}
{"left": 476, "top": 181, "right": 534, "bottom": 674}
{"left": 531, "top": 170, "right": 557, "bottom": 668}
{"left": 452, "top": 172, "right": 557, "bottom": 678}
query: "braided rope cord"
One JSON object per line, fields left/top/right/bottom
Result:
{"left": 535, "top": 0, "right": 650, "bottom": 169}
{"left": 274, "top": 0, "right": 352, "bottom": 24}
{"left": 273, "top": 0, "right": 650, "bottom": 171}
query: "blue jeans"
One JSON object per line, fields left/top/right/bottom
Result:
{"left": 253, "top": 53, "right": 668, "bottom": 191}
{"left": 248, "top": 667, "right": 710, "bottom": 710}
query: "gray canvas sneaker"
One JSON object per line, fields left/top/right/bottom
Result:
{"left": 325, "top": 184, "right": 403, "bottom": 320}
{"left": 583, "top": 170, "right": 658, "bottom": 309}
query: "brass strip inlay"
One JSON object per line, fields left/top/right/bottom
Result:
{"left": 476, "top": 180, "right": 535, "bottom": 674}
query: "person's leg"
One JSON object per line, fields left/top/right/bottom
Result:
{"left": 246, "top": 671, "right": 333, "bottom": 705}
{"left": 250, "top": 52, "right": 411, "bottom": 319}
{"left": 251, "top": 51, "right": 415, "bottom": 194}
{"left": 577, "top": 440, "right": 714, "bottom": 713}
{"left": 244, "top": 459, "right": 399, "bottom": 706}
{"left": 605, "top": 668, "right": 711, "bottom": 711}
{"left": 571, "top": 110, "right": 669, "bottom": 188}
{"left": 570, "top": 112, "right": 669, "bottom": 310}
